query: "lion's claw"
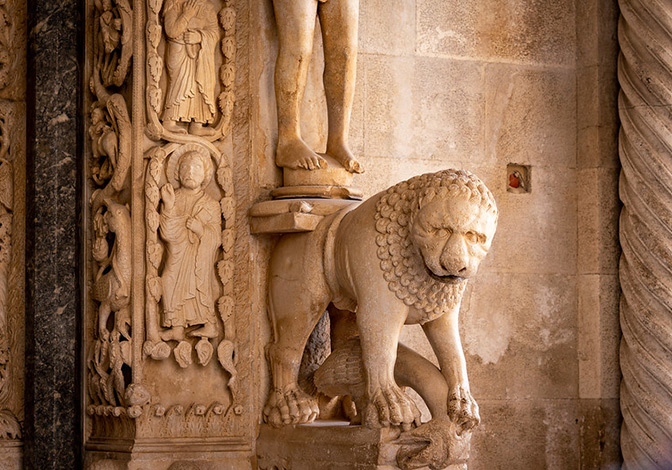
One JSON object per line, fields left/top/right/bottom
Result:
{"left": 263, "top": 384, "right": 319, "bottom": 427}
{"left": 363, "top": 385, "right": 421, "bottom": 430}
{"left": 447, "top": 386, "right": 480, "bottom": 432}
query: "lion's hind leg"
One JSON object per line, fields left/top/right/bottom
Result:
{"left": 264, "top": 297, "right": 330, "bottom": 427}
{"left": 264, "top": 235, "right": 332, "bottom": 427}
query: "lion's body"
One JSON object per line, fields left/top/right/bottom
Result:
{"left": 264, "top": 170, "right": 498, "bottom": 430}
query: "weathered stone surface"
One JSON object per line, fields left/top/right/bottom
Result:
{"left": 484, "top": 65, "right": 576, "bottom": 168}
{"left": 578, "top": 274, "right": 620, "bottom": 400}
{"left": 470, "top": 400, "right": 580, "bottom": 470}
{"left": 359, "top": 0, "right": 415, "bottom": 56}
{"left": 363, "top": 55, "right": 484, "bottom": 162}
{"left": 462, "top": 273, "right": 578, "bottom": 400}
{"left": 416, "top": 0, "right": 576, "bottom": 66}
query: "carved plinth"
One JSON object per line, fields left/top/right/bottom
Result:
{"left": 249, "top": 198, "right": 360, "bottom": 234}
{"left": 256, "top": 422, "right": 468, "bottom": 470}
{"left": 86, "top": 435, "right": 250, "bottom": 470}
{"left": 272, "top": 155, "right": 363, "bottom": 201}
{"left": 0, "top": 441, "right": 22, "bottom": 470}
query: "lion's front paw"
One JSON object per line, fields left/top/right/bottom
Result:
{"left": 447, "top": 386, "right": 480, "bottom": 432}
{"left": 363, "top": 385, "right": 421, "bottom": 431}
{"left": 263, "top": 384, "right": 319, "bottom": 428}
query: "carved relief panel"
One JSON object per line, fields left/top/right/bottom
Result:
{"left": 0, "top": 1, "right": 26, "bottom": 469}
{"left": 85, "top": 1, "right": 246, "bottom": 467}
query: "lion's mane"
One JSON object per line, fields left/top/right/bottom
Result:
{"left": 374, "top": 169, "right": 498, "bottom": 319}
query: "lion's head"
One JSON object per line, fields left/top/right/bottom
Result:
{"left": 374, "top": 169, "right": 498, "bottom": 319}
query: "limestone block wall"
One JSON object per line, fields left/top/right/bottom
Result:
{"left": 249, "top": 0, "right": 622, "bottom": 467}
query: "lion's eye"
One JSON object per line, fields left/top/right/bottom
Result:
{"left": 465, "top": 231, "right": 482, "bottom": 243}
{"left": 435, "top": 227, "right": 451, "bottom": 238}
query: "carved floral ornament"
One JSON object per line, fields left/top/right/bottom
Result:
{"left": 87, "top": 0, "right": 239, "bottom": 421}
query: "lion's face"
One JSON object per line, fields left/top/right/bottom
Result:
{"left": 412, "top": 196, "right": 497, "bottom": 283}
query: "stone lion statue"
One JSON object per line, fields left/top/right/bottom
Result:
{"left": 263, "top": 169, "right": 498, "bottom": 433}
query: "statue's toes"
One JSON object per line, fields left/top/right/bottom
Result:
{"left": 346, "top": 158, "right": 364, "bottom": 174}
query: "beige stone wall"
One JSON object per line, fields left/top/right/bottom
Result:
{"left": 249, "top": 0, "right": 621, "bottom": 467}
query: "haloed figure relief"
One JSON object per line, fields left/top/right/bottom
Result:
{"left": 162, "top": 0, "right": 219, "bottom": 136}
{"left": 159, "top": 149, "right": 220, "bottom": 341}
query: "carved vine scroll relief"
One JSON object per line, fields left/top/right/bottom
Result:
{"left": 143, "top": 0, "right": 238, "bottom": 408}
{"left": 86, "top": 0, "right": 142, "bottom": 418}
{"left": 0, "top": 112, "right": 19, "bottom": 440}
{"left": 0, "top": 0, "right": 23, "bottom": 445}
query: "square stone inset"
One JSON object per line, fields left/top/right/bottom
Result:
{"left": 507, "top": 163, "right": 530, "bottom": 193}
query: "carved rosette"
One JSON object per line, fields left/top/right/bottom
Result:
{"left": 618, "top": 0, "right": 672, "bottom": 467}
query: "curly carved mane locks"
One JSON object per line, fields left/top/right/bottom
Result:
{"left": 374, "top": 169, "right": 498, "bottom": 319}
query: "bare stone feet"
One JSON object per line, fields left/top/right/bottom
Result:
{"left": 263, "top": 383, "right": 320, "bottom": 427}
{"left": 363, "top": 384, "right": 421, "bottom": 431}
{"left": 190, "top": 321, "right": 218, "bottom": 339}
{"left": 163, "top": 119, "right": 188, "bottom": 134}
{"left": 276, "top": 137, "right": 327, "bottom": 171}
{"left": 327, "top": 142, "right": 364, "bottom": 174}
{"left": 189, "top": 121, "right": 218, "bottom": 137}
{"left": 160, "top": 326, "right": 185, "bottom": 342}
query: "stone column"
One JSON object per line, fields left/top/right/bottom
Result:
{"left": 25, "top": 0, "right": 81, "bottom": 468}
{"left": 618, "top": 0, "right": 672, "bottom": 467}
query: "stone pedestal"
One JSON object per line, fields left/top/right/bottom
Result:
{"left": 272, "top": 155, "right": 363, "bottom": 200}
{"left": 256, "top": 422, "right": 468, "bottom": 470}
{"left": 249, "top": 198, "right": 360, "bottom": 234}
{"left": 0, "top": 442, "right": 22, "bottom": 470}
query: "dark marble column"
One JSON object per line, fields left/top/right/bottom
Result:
{"left": 25, "top": 0, "right": 82, "bottom": 467}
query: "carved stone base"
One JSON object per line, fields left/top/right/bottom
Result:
{"left": 85, "top": 437, "right": 250, "bottom": 470}
{"left": 249, "top": 198, "right": 360, "bottom": 234}
{"left": 0, "top": 441, "right": 22, "bottom": 470}
{"left": 256, "top": 422, "right": 468, "bottom": 470}
{"left": 273, "top": 155, "right": 363, "bottom": 201}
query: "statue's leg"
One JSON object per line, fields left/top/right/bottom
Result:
{"left": 356, "top": 298, "right": 421, "bottom": 429}
{"left": 272, "top": 0, "right": 326, "bottom": 171}
{"left": 319, "top": 0, "right": 364, "bottom": 174}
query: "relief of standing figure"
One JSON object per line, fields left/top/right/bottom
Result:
{"left": 159, "top": 148, "right": 220, "bottom": 341}
{"left": 162, "top": 0, "right": 219, "bottom": 136}
{"left": 273, "top": 0, "right": 364, "bottom": 173}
